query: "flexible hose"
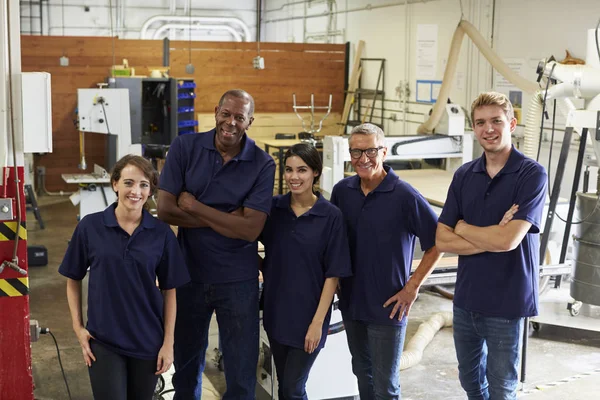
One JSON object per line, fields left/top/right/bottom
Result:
{"left": 418, "top": 22, "right": 465, "bottom": 134}
{"left": 522, "top": 92, "right": 544, "bottom": 159}
{"left": 418, "top": 20, "right": 538, "bottom": 134}
{"left": 400, "top": 311, "right": 453, "bottom": 370}
{"left": 429, "top": 285, "right": 455, "bottom": 300}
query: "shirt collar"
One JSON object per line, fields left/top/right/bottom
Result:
{"left": 473, "top": 145, "right": 525, "bottom": 175}
{"left": 102, "top": 203, "right": 157, "bottom": 229}
{"left": 275, "top": 192, "right": 330, "bottom": 217}
{"left": 199, "top": 128, "right": 256, "bottom": 161}
{"left": 345, "top": 164, "right": 397, "bottom": 193}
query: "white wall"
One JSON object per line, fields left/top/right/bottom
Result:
{"left": 263, "top": 0, "right": 493, "bottom": 135}
{"left": 263, "top": 0, "right": 600, "bottom": 137}
{"left": 20, "top": 0, "right": 257, "bottom": 40}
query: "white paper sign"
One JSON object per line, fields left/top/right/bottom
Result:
{"left": 416, "top": 24, "right": 438, "bottom": 79}
{"left": 494, "top": 58, "right": 525, "bottom": 91}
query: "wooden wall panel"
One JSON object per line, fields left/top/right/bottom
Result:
{"left": 20, "top": 36, "right": 346, "bottom": 191}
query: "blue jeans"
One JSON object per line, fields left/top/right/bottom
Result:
{"left": 343, "top": 318, "right": 407, "bottom": 400}
{"left": 453, "top": 305, "right": 524, "bottom": 400}
{"left": 173, "top": 279, "right": 259, "bottom": 400}
{"left": 269, "top": 337, "right": 320, "bottom": 400}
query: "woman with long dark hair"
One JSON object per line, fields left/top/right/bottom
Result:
{"left": 260, "top": 143, "right": 352, "bottom": 399}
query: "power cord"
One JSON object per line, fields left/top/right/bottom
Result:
{"left": 536, "top": 63, "right": 556, "bottom": 162}
{"left": 547, "top": 99, "right": 557, "bottom": 191}
{"left": 40, "top": 328, "right": 73, "bottom": 400}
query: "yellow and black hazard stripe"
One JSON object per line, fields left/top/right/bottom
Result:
{"left": 0, "top": 277, "right": 29, "bottom": 297}
{"left": 0, "top": 221, "right": 27, "bottom": 241}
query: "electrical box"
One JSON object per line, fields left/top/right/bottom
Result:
{"left": 21, "top": 72, "right": 52, "bottom": 153}
{"left": 435, "top": 104, "right": 466, "bottom": 136}
{"left": 108, "top": 77, "right": 180, "bottom": 145}
{"left": 253, "top": 56, "right": 265, "bottom": 70}
{"left": 0, "top": 198, "right": 14, "bottom": 221}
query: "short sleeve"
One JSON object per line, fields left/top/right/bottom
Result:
{"left": 156, "top": 230, "right": 191, "bottom": 290}
{"left": 159, "top": 135, "right": 186, "bottom": 196}
{"left": 243, "top": 158, "right": 276, "bottom": 215}
{"left": 512, "top": 165, "right": 548, "bottom": 234}
{"left": 406, "top": 190, "right": 438, "bottom": 251}
{"left": 323, "top": 210, "right": 353, "bottom": 278}
{"left": 438, "top": 171, "right": 463, "bottom": 229}
{"left": 58, "top": 221, "right": 90, "bottom": 281}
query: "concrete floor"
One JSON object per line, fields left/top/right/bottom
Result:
{"left": 26, "top": 196, "right": 600, "bottom": 400}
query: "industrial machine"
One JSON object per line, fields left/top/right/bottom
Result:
{"left": 62, "top": 87, "right": 140, "bottom": 219}
{"left": 0, "top": 1, "right": 35, "bottom": 397}
{"left": 320, "top": 103, "right": 472, "bottom": 198}
{"left": 63, "top": 77, "right": 197, "bottom": 219}
{"left": 108, "top": 76, "right": 197, "bottom": 145}
{"left": 529, "top": 27, "right": 600, "bottom": 331}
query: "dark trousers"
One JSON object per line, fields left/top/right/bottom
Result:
{"left": 269, "top": 337, "right": 320, "bottom": 400}
{"left": 88, "top": 340, "right": 158, "bottom": 400}
{"left": 173, "top": 278, "right": 259, "bottom": 400}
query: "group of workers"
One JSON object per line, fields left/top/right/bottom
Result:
{"left": 59, "top": 88, "right": 547, "bottom": 400}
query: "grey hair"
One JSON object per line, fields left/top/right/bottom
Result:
{"left": 349, "top": 123, "right": 386, "bottom": 146}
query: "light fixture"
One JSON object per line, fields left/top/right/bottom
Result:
{"left": 59, "top": 0, "right": 69, "bottom": 66}
{"left": 185, "top": 0, "right": 194, "bottom": 74}
{"left": 253, "top": 0, "right": 264, "bottom": 70}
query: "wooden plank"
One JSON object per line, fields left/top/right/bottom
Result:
{"left": 396, "top": 169, "right": 454, "bottom": 207}
{"left": 170, "top": 40, "right": 346, "bottom": 53}
{"left": 339, "top": 40, "right": 365, "bottom": 134}
{"left": 169, "top": 51, "right": 345, "bottom": 67}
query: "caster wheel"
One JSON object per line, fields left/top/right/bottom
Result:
{"left": 568, "top": 301, "right": 582, "bottom": 317}
{"left": 531, "top": 322, "right": 541, "bottom": 332}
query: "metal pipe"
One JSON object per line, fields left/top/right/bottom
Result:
{"left": 256, "top": 0, "right": 261, "bottom": 43}
{"left": 152, "top": 23, "right": 243, "bottom": 42}
{"left": 264, "top": 0, "right": 323, "bottom": 13}
{"left": 38, "top": 2, "right": 256, "bottom": 11}
{"left": 140, "top": 15, "right": 251, "bottom": 41}
{"left": 403, "top": 0, "right": 409, "bottom": 135}
{"left": 263, "top": 0, "right": 436, "bottom": 24}
{"left": 48, "top": 26, "right": 143, "bottom": 34}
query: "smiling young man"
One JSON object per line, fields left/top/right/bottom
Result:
{"left": 330, "top": 123, "right": 442, "bottom": 399}
{"left": 436, "top": 92, "right": 547, "bottom": 400}
{"left": 157, "top": 89, "right": 275, "bottom": 399}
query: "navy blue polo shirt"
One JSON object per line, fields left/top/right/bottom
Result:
{"left": 330, "top": 165, "right": 438, "bottom": 326}
{"left": 261, "top": 193, "right": 352, "bottom": 350}
{"left": 438, "top": 146, "right": 547, "bottom": 318}
{"left": 159, "top": 129, "right": 275, "bottom": 283}
{"left": 58, "top": 204, "right": 190, "bottom": 360}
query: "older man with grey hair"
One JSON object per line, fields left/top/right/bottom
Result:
{"left": 330, "top": 123, "right": 442, "bottom": 399}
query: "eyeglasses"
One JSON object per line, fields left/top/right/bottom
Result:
{"left": 349, "top": 146, "right": 384, "bottom": 159}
